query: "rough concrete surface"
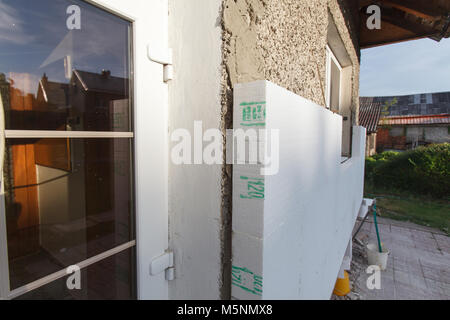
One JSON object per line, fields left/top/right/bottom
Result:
{"left": 334, "top": 217, "right": 450, "bottom": 300}
{"left": 222, "top": 0, "right": 360, "bottom": 116}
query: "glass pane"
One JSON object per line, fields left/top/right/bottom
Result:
{"left": 4, "top": 138, "right": 134, "bottom": 289}
{"left": 330, "top": 59, "right": 340, "bottom": 113}
{"left": 15, "top": 248, "right": 136, "bottom": 300}
{"left": 0, "top": 0, "right": 132, "bottom": 131}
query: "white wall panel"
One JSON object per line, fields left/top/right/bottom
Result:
{"left": 232, "top": 81, "right": 366, "bottom": 299}
{"left": 168, "top": 0, "right": 224, "bottom": 299}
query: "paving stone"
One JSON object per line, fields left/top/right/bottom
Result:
{"left": 349, "top": 218, "right": 449, "bottom": 300}
{"left": 360, "top": 222, "right": 373, "bottom": 232}
{"left": 390, "top": 234, "right": 414, "bottom": 244}
{"left": 434, "top": 234, "right": 450, "bottom": 247}
{"left": 412, "top": 230, "right": 435, "bottom": 240}
{"left": 409, "top": 274, "right": 428, "bottom": 291}
{"left": 391, "top": 225, "right": 412, "bottom": 236}
{"left": 378, "top": 223, "right": 391, "bottom": 234}
{"left": 420, "top": 255, "right": 450, "bottom": 268}
{"left": 425, "top": 278, "right": 450, "bottom": 296}
{"left": 394, "top": 269, "right": 411, "bottom": 286}
{"left": 437, "top": 246, "right": 450, "bottom": 255}
{"left": 382, "top": 268, "right": 395, "bottom": 281}
{"left": 394, "top": 283, "right": 435, "bottom": 300}
{"left": 414, "top": 244, "right": 441, "bottom": 254}
{"left": 393, "top": 257, "right": 421, "bottom": 274}
{"left": 422, "top": 266, "right": 450, "bottom": 284}
{"left": 394, "top": 284, "right": 422, "bottom": 300}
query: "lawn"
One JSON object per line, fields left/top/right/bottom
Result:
{"left": 364, "top": 144, "right": 450, "bottom": 235}
{"left": 364, "top": 186, "right": 450, "bottom": 235}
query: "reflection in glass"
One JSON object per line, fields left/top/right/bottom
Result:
{"left": 330, "top": 59, "right": 341, "bottom": 113}
{"left": 0, "top": 0, "right": 132, "bottom": 131}
{"left": 15, "top": 248, "right": 136, "bottom": 300}
{"left": 4, "top": 138, "right": 134, "bottom": 289}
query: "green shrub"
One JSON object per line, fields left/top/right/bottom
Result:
{"left": 365, "top": 143, "right": 450, "bottom": 198}
{"left": 365, "top": 151, "right": 400, "bottom": 182}
{"left": 371, "top": 151, "right": 399, "bottom": 161}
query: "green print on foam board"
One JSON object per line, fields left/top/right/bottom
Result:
{"left": 239, "top": 176, "right": 265, "bottom": 200}
{"left": 232, "top": 266, "right": 263, "bottom": 297}
{"left": 240, "top": 101, "right": 266, "bottom": 127}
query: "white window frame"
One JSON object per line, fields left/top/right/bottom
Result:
{"left": 0, "top": 2, "right": 136, "bottom": 298}
{"left": 325, "top": 45, "right": 343, "bottom": 112}
{"left": 0, "top": 0, "right": 170, "bottom": 300}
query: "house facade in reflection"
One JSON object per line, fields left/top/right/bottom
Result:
{"left": 1, "top": 70, "right": 132, "bottom": 298}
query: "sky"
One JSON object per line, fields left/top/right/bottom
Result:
{"left": 0, "top": 0, "right": 130, "bottom": 94}
{"left": 360, "top": 37, "right": 450, "bottom": 97}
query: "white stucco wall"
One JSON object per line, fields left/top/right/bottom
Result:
{"left": 168, "top": 0, "right": 224, "bottom": 299}
{"left": 232, "top": 81, "right": 366, "bottom": 299}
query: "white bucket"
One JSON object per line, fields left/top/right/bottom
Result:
{"left": 366, "top": 243, "right": 390, "bottom": 270}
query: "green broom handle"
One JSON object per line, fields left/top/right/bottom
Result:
{"left": 372, "top": 203, "right": 383, "bottom": 253}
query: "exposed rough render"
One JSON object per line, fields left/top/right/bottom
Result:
{"left": 222, "top": 0, "right": 360, "bottom": 118}
{"left": 219, "top": 3, "right": 233, "bottom": 297}
{"left": 259, "top": 0, "right": 329, "bottom": 106}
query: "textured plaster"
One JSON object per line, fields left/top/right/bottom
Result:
{"left": 222, "top": 0, "right": 361, "bottom": 120}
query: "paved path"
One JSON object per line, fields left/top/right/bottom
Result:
{"left": 354, "top": 217, "right": 450, "bottom": 300}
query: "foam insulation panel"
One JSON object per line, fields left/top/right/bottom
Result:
{"left": 232, "top": 81, "right": 366, "bottom": 299}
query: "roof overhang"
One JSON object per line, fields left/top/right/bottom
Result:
{"left": 356, "top": 0, "right": 450, "bottom": 49}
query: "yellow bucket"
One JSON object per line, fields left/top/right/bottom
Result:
{"left": 333, "top": 271, "right": 351, "bottom": 296}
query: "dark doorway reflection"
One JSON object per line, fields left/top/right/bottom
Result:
{"left": 4, "top": 138, "right": 134, "bottom": 289}
{"left": 15, "top": 248, "right": 136, "bottom": 300}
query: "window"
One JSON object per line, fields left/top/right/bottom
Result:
{"left": 420, "top": 94, "right": 427, "bottom": 104}
{"left": 325, "top": 45, "right": 342, "bottom": 113}
{"left": 325, "top": 43, "right": 353, "bottom": 157}
{"left": 0, "top": 0, "right": 135, "bottom": 299}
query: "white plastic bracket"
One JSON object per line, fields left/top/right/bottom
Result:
{"left": 147, "top": 45, "right": 173, "bottom": 82}
{"left": 150, "top": 250, "right": 175, "bottom": 281}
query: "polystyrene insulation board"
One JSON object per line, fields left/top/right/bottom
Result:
{"left": 232, "top": 81, "right": 366, "bottom": 300}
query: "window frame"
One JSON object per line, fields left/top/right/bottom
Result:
{"left": 0, "top": 0, "right": 137, "bottom": 300}
{"left": 325, "top": 45, "right": 343, "bottom": 112}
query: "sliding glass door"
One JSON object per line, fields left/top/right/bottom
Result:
{"left": 0, "top": 0, "right": 136, "bottom": 299}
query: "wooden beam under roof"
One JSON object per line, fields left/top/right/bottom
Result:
{"left": 359, "top": 0, "right": 378, "bottom": 9}
{"left": 382, "top": 0, "right": 442, "bottom": 21}
{"left": 359, "top": 0, "right": 443, "bottom": 21}
{"left": 378, "top": 7, "right": 438, "bottom": 36}
{"left": 358, "top": 0, "right": 450, "bottom": 48}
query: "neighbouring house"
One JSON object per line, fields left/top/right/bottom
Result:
{"left": 359, "top": 98, "right": 382, "bottom": 156}
{"left": 69, "top": 70, "right": 130, "bottom": 131}
{"left": 378, "top": 114, "right": 450, "bottom": 151}
{"left": 0, "top": 0, "right": 449, "bottom": 300}
{"left": 362, "top": 92, "right": 450, "bottom": 151}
